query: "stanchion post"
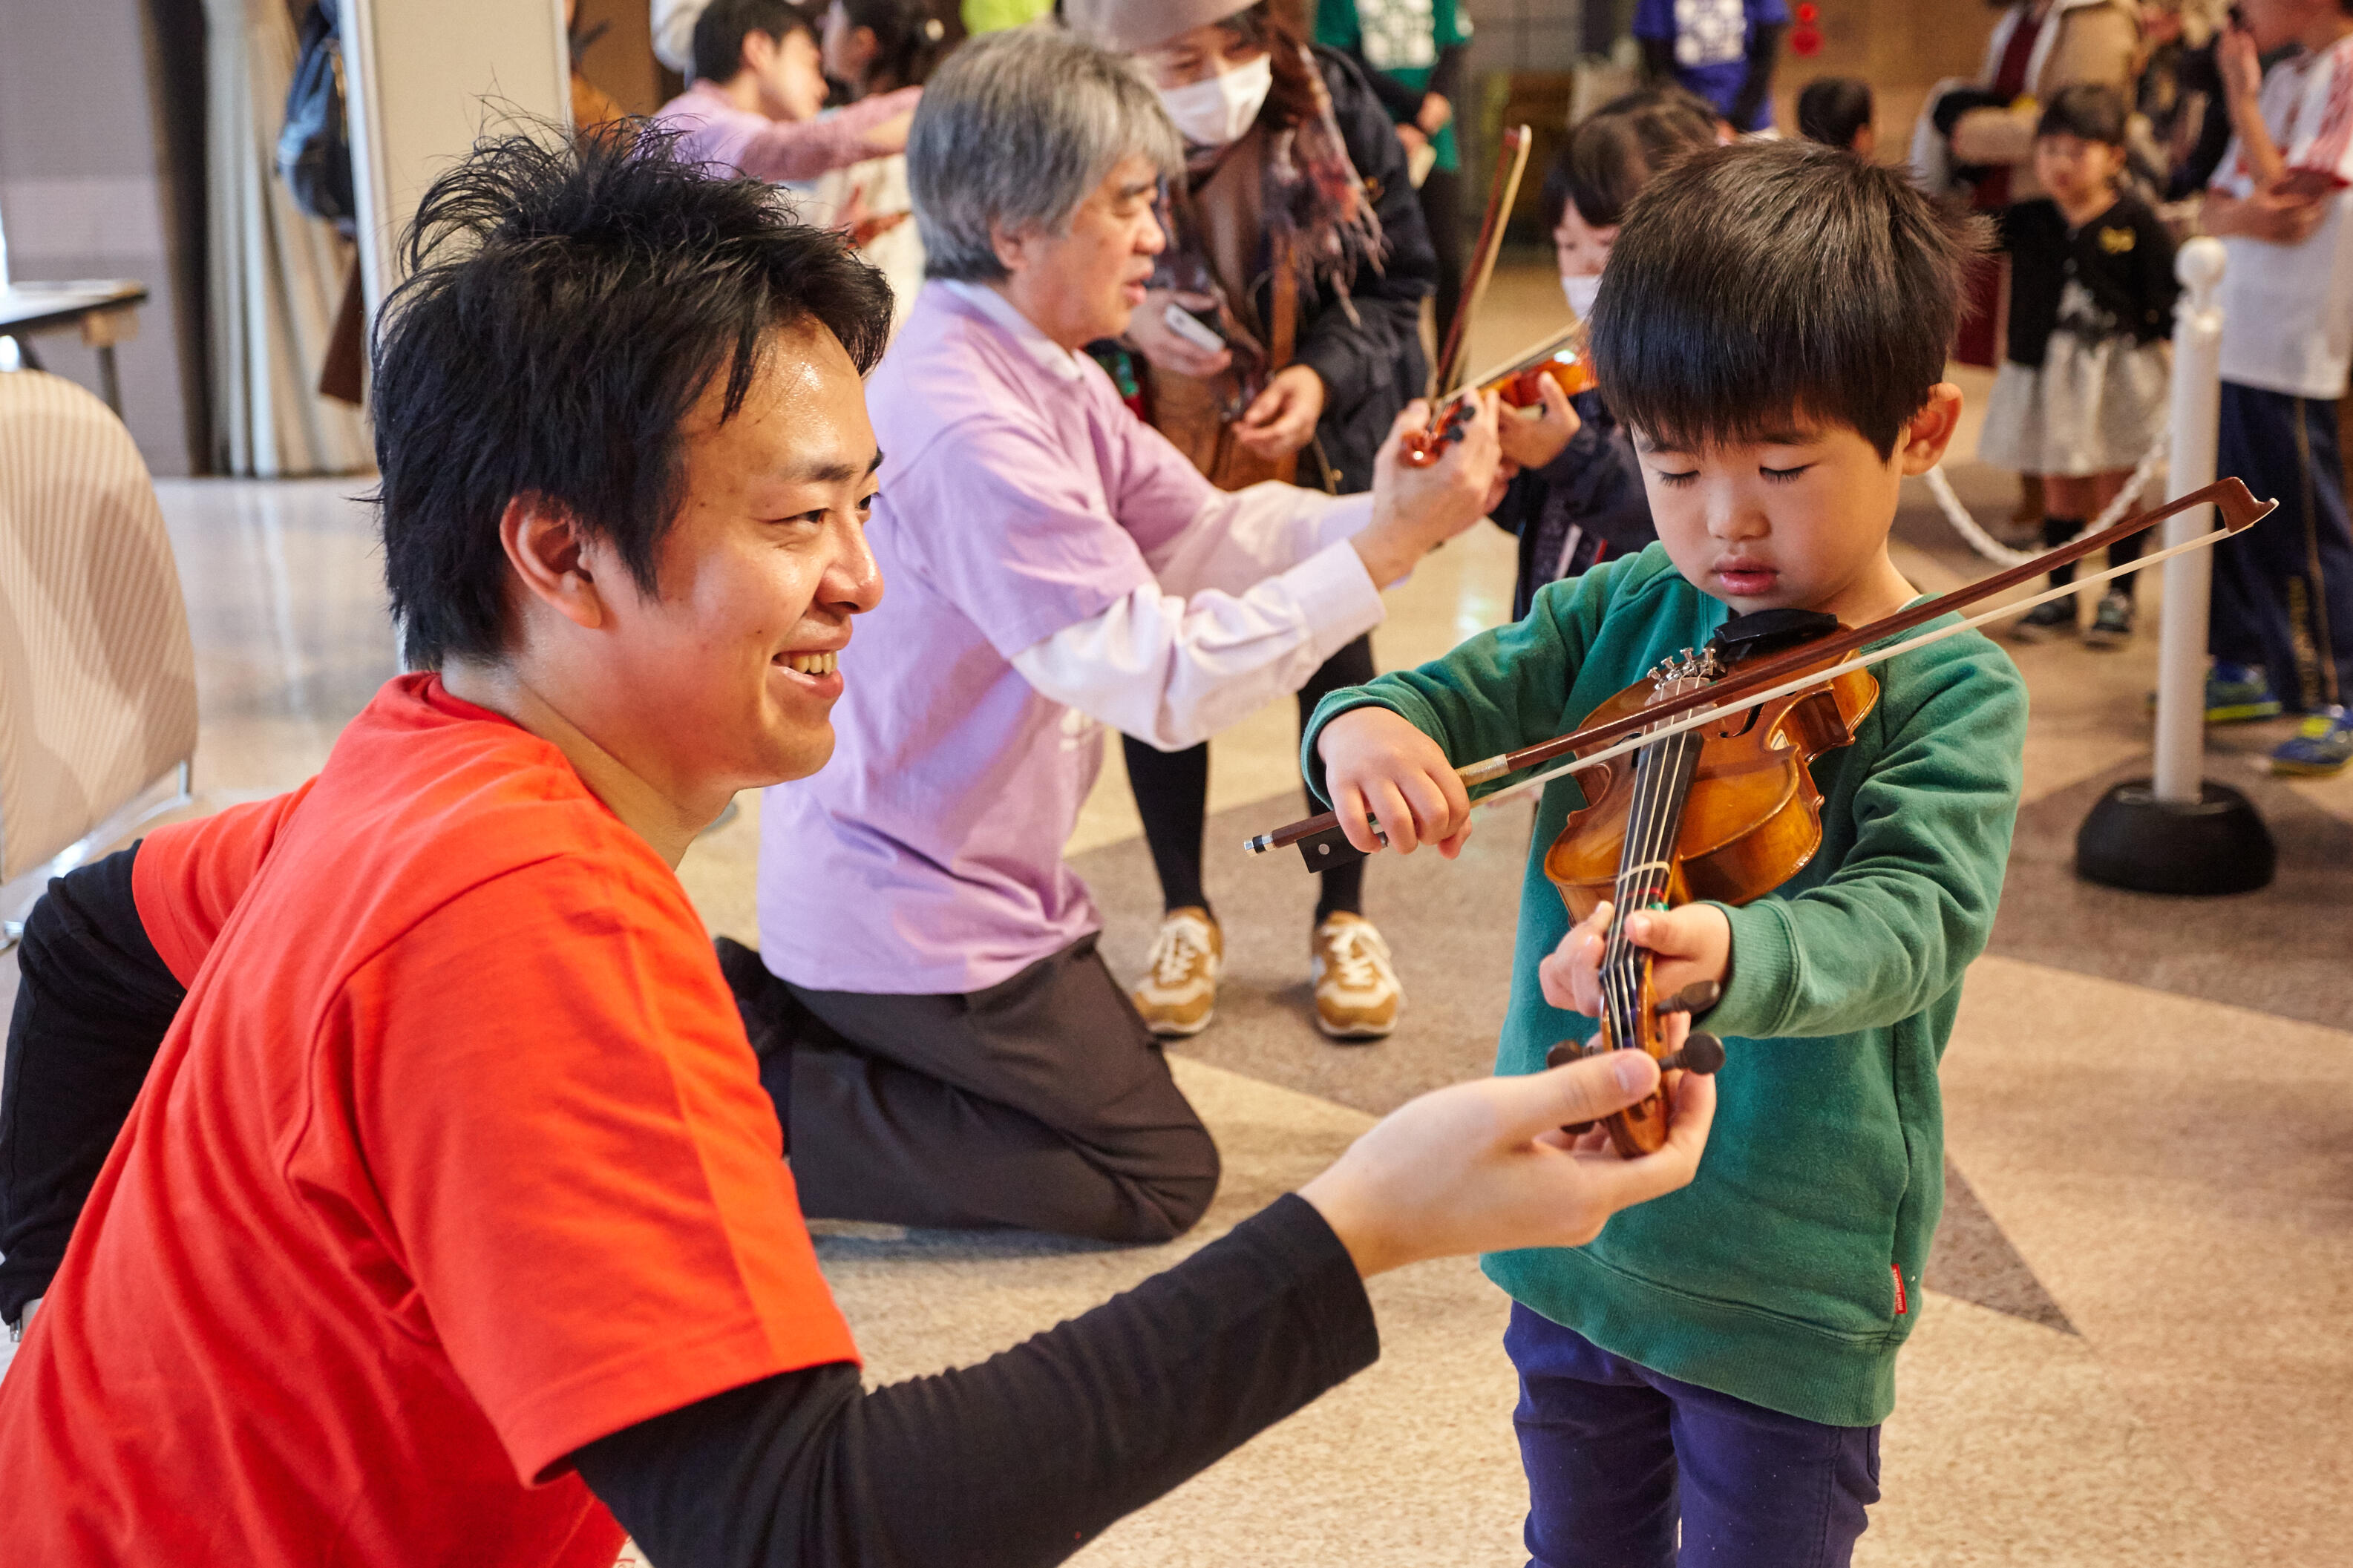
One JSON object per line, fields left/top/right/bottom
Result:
{"left": 2153, "top": 241, "right": 2226, "bottom": 802}
{"left": 2075, "top": 237, "right": 2276, "bottom": 894}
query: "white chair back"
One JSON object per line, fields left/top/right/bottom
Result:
{"left": 0, "top": 370, "right": 197, "bottom": 882}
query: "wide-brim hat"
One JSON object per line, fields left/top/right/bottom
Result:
{"left": 1061, "top": 0, "right": 1253, "bottom": 55}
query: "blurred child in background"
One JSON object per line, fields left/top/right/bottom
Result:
{"left": 1490, "top": 89, "right": 1718, "bottom": 620}
{"left": 1797, "top": 76, "right": 1874, "bottom": 154}
{"left": 1980, "top": 85, "right": 2179, "bottom": 648}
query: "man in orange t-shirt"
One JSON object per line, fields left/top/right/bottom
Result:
{"left": 0, "top": 124, "right": 1710, "bottom": 1566}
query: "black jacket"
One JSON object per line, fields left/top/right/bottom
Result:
{"left": 1259, "top": 46, "right": 1439, "bottom": 493}
{"left": 1999, "top": 194, "right": 2179, "bottom": 369}
{"left": 1489, "top": 387, "right": 1657, "bottom": 621}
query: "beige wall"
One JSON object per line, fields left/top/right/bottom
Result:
{"left": 341, "top": 0, "right": 572, "bottom": 314}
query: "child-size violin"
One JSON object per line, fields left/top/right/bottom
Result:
{"left": 1243, "top": 478, "right": 2279, "bottom": 1155}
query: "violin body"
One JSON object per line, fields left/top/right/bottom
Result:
{"left": 1399, "top": 332, "right": 1593, "bottom": 468}
{"left": 1545, "top": 649, "right": 1879, "bottom": 922}
{"left": 1498, "top": 350, "right": 1594, "bottom": 410}
{"left": 1543, "top": 629, "right": 1878, "bottom": 1156}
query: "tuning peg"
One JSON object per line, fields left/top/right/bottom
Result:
{"left": 1657, "top": 1033, "right": 1725, "bottom": 1075}
{"left": 1653, "top": 980, "right": 1722, "bottom": 1016}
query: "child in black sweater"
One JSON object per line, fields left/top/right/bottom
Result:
{"left": 1979, "top": 84, "right": 2179, "bottom": 648}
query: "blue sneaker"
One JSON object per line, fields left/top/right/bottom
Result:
{"left": 2271, "top": 706, "right": 2353, "bottom": 776}
{"left": 2147, "top": 661, "right": 2282, "bottom": 724}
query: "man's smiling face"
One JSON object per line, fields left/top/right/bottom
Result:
{"left": 600, "top": 317, "right": 886, "bottom": 792}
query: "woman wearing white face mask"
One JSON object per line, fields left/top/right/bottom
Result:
{"left": 1064, "top": 0, "right": 1439, "bottom": 1045}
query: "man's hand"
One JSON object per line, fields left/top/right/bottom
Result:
{"left": 1355, "top": 393, "right": 1504, "bottom": 585}
{"left": 1539, "top": 899, "right": 1732, "bottom": 1017}
{"left": 1416, "top": 92, "right": 1453, "bottom": 136}
{"left": 1233, "top": 364, "right": 1326, "bottom": 459}
{"left": 1126, "top": 289, "right": 1234, "bottom": 378}
{"left": 1396, "top": 123, "right": 1431, "bottom": 158}
{"left": 1316, "top": 706, "right": 1472, "bottom": 856}
{"left": 1300, "top": 1050, "right": 1715, "bottom": 1277}
{"left": 1497, "top": 373, "right": 1580, "bottom": 473}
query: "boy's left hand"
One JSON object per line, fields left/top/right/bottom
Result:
{"left": 1541, "top": 899, "right": 1732, "bottom": 1017}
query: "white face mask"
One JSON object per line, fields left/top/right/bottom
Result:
{"left": 1562, "top": 273, "right": 1602, "bottom": 320}
{"left": 1156, "top": 53, "right": 1274, "bottom": 150}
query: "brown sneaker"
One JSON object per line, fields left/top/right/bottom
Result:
{"left": 1132, "top": 908, "right": 1222, "bottom": 1037}
{"left": 1311, "top": 912, "right": 1401, "bottom": 1040}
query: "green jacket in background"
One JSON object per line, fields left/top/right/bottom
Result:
{"left": 1315, "top": 0, "right": 1473, "bottom": 174}
{"left": 1301, "top": 544, "right": 2027, "bottom": 1427}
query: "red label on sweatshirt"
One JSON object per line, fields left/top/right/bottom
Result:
{"left": 1891, "top": 1264, "right": 1908, "bottom": 1316}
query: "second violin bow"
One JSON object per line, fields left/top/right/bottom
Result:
{"left": 1433, "top": 124, "right": 1532, "bottom": 398}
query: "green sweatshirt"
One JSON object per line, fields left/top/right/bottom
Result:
{"left": 1302, "top": 544, "right": 2027, "bottom": 1427}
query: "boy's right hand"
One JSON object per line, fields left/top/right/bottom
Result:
{"left": 1317, "top": 706, "right": 1472, "bottom": 856}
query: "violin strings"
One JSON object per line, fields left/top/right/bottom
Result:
{"left": 1601, "top": 680, "right": 1701, "bottom": 1052}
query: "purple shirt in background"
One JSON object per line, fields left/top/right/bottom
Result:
{"left": 654, "top": 80, "right": 919, "bottom": 183}
{"left": 759, "top": 284, "right": 1231, "bottom": 995}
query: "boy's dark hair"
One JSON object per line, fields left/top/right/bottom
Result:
{"left": 692, "top": 0, "right": 814, "bottom": 85}
{"left": 1796, "top": 76, "right": 1874, "bottom": 151}
{"left": 1589, "top": 140, "right": 1989, "bottom": 459}
{"left": 2036, "top": 82, "right": 2127, "bottom": 146}
{"left": 1541, "top": 88, "right": 1720, "bottom": 234}
{"left": 371, "top": 121, "right": 893, "bottom": 669}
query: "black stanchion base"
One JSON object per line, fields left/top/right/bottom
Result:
{"left": 2075, "top": 778, "right": 2275, "bottom": 895}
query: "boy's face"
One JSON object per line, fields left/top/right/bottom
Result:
{"left": 1634, "top": 389, "right": 1962, "bottom": 626}
{"left": 747, "top": 26, "right": 828, "bottom": 122}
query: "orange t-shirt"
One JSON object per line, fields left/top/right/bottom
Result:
{"left": 0, "top": 674, "right": 857, "bottom": 1564}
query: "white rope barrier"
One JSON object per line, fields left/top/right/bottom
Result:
{"left": 1917, "top": 429, "right": 2170, "bottom": 570}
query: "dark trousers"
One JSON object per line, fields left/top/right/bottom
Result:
{"left": 2210, "top": 381, "right": 2353, "bottom": 712}
{"left": 1506, "top": 1305, "right": 1881, "bottom": 1568}
{"left": 764, "top": 934, "right": 1219, "bottom": 1244}
{"left": 1122, "top": 632, "right": 1376, "bottom": 922}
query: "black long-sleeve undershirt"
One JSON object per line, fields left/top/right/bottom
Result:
{"left": 0, "top": 844, "right": 1384, "bottom": 1565}
{"left": 0, "top": 844, "right": 180, "bottom": 1325}
{"left": 575, "top": 1195, "right": 1376, "bottom": 1567}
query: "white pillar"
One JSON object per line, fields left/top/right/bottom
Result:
{"left": 341, "top": 0, "right": 572, "bottom": 319}
{"left": 2153, "top": 237, "right": 2227, "bottom": 805}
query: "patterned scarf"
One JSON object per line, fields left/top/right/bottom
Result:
{"left": 1154, "top": 44, "right": 1387, "bottom": 393}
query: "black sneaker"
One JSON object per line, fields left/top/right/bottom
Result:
{"left": 2082, "top": 592, "right": 2133, "bottom": 649}
{"left": 2008, "top": 597, "right": 2076, "bottom": 642}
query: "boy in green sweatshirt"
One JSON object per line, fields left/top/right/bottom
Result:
{"left": 1301, "top": 141, "right": 2022, "bottom": 1566}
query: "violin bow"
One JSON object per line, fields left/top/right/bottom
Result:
{"left": 1433, "top": 125, "right": 1532, "bottom": 398}
{"left": 1246, "top": 476, "right": 2277, "bottom": 861}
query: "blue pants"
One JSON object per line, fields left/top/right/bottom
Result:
{"left": 2210, "top": 381, "right": 2353, "bottom": 712}
{"left": 1506, "top": 1305, "right": 1880, "bottom": 1568}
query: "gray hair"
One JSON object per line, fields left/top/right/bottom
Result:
{"left": 909, "top": 27, "right": 1184, "bottom": 282}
